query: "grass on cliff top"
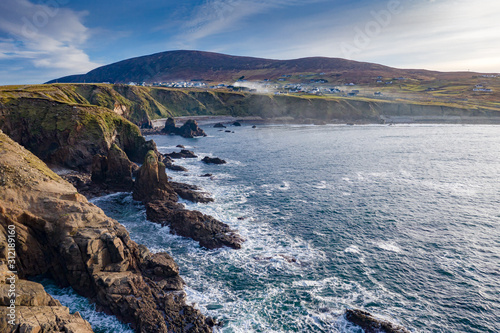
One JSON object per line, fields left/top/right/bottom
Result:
{"left": 1, "top": 83, "right": 500, "bottom": 120}
{"left": 0, "top": 131, "right": 62, "bottom": 183}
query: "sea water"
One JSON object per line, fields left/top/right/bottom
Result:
{"left": 51, "top": 124, "right": 500, "bottom": 332}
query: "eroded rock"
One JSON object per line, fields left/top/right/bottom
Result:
{"left": 0, "top": 132, "right": 213, "bottom": 332}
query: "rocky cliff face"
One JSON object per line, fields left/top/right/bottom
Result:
{"left": 0, "top": 97, "right": 156, "bottom": 171}
{"left": 0, "top": 131, "right": 213, "bottom": 332}
{"left": 91, "top": 144, "right": 136, "bottom": 192}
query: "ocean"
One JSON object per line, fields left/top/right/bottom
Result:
{"left": 46, "top": 124, "right": 500, "bottom": 332}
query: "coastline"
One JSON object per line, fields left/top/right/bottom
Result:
{"left": 151, "top": 114, "right": 500, "bottom": 129}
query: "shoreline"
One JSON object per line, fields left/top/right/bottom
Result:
{"left": 151, "top": 115, "right": 500, "bottom": 128}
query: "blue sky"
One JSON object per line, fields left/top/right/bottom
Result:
{"left": 1, "top": 0, "right": 499, "bottom": 85}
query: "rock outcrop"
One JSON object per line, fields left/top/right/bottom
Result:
{"left": 0, "top": 131, "right": 213, "bottom": 332}
{"left": 133, "top": 151, "right": 179, "bottom": 203}
{"left": 169, "top": 182, "right": 214, "bottom": 204}
{"left": 161, "top": 118, "right": 207, "bottom": 138}
{"left": 91, "top": 144, "right": 136, "bottom": 192}
{"left": 345, "top": 309, "right": 410, "bottom": 333}
{"left": 202, "top": 156, "right": 227, "bottom": 165}
{"left": 165, "top": 150, "right": 198, "bottom": 159}
{"left": 162, "top": 156, "right": 188, "bottom": 172}
{"left": 133, "top": 151, "right": 243, "bottom": 249}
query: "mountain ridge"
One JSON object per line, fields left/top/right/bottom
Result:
{"left": 47, "top": 50, "right": 460, "bottom": 84}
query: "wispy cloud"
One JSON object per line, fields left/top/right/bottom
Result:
{"left": 0, "top": 0, "right": 100, "bottom": 83}
{"left": 179, "top": 0, "right": 328, "bottom": 46}
{"left": 178, "top": 0, "right": 500, "bottom": 72}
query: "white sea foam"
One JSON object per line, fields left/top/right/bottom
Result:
{"left": 376, "top": 241, "right": 402, "bottom": 253}
{"left": 344, "top": 245, "right": 361, "bottom": 254}
{"left": 41, "top": 279, "right": 134, "bottom": 333}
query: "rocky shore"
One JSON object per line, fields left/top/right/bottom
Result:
{"left": 0, "top": 131, "right": 216, "bottom": 332}
{"left": 0, "top": 96, "right": 410, "bottom": 332}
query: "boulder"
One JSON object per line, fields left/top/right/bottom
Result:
{"left": 202, "top": 156, "right": 227, "bottom": 164}
{"left": 233, "top": 121, "right": 242, "bottom": 126}
{"left": 133, "top": 150, "right": 242, "bottom": 249}
{"left": 345, "top": 309, "right": 410, "bottom": 333}
{"left": 214, "top": 123, "right": 226, "bottom": 128}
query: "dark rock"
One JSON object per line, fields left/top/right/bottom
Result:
{"left": 132, "top": 150, "right": 241, "bottom": 250}
{"left": 166, "top": 164, "right": 188, "bottom": 172}
{"left": 162, "top": 117, "right": 177, "bottom": 134}
{"left": 178, "top": 119, "right": 206, "bottom": 138}
{"left": 200, "top": 173, "right": 213, "bottom": 177}
{"left": 345, "top": 309, "right": 410, "bottom": 333}
{"left": 176, "top": 144, "right": 185, "bottom": 148}
{"left": 202, "top": 156, "right": 227, "bottom": 164}
{"left": 165, "top": 149, "right": 197, "bottom": 159}
{"left": 161, "top": 118, "right": 206, "bottom": 138}
{"left": 214, "top": 123, "right": 226, "bottom": 128}
{"left": 233, "top": 121, "right": 242, "bottom": 126}
{"left": 133, "top": 151, "right": 178, "bottom": 203}
{"left": 91, "top": 144, "right": 135, "bottom": 192}
{"left": 225, "top": 130, "right": 232, "bottom": 133}
{"left": 161, "top": 155, "right": 188, "bottom": 172}
{"left": 146, "top": 202, "right": 243, "bottom": 249}
{"left": 252, "top": 125, "right": 257, "bottom": 128}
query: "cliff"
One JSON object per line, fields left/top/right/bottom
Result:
{"left": 0, "top": 87, "right": 157, "bottom": 171}
{"left": 0, "top": 130, "right": 213, "bottom": 332}
{"left": 2, "top": 84, "right": 499, "bottom": 134}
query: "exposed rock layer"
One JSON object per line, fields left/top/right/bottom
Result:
{"left": 0, "top": 131, "right": 213, "bottom": 332}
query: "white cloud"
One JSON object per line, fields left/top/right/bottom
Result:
{"left": 180, "top": 0, "right": 327, "bottom": 45}
{"left": 177, "top": 0, "right": 500, "bottom": 72}
{"left": 0, "top": 0, "right": 100, "bottom": 76}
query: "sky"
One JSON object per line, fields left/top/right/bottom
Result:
{"left": 0, "top": 0, "right": 499, "bottom": 85}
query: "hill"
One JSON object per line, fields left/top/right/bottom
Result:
{"left": 47, "top": 50, "right": 463, "bottom": 85}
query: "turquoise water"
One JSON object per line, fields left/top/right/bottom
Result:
{"left": 54, "top": 124, "right": 500, "bottom": 332}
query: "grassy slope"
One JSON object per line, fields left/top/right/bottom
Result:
{"left": 0, "top": 83, "right": 499, "bottom": 127}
